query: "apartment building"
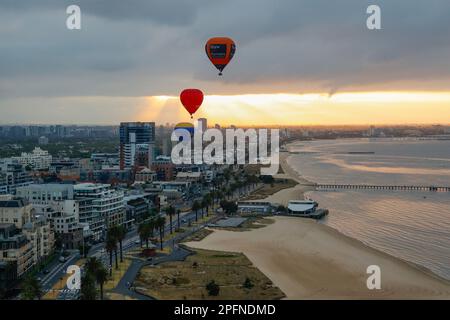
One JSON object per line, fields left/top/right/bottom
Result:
{"left": 12, "top": 147, "right": 52, "bottom": 171}
{"left": 0, "top": 224, "right": 34, "bottom": 277}
{"left": 74, "top": 183, "right": 125, "bottom": 241}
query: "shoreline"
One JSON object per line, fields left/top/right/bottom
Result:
{"left": 187, "top": 140, "right": 450, "bottom": 299}
{"left": 186, "top": 216, "right": 450, "bottom": 299}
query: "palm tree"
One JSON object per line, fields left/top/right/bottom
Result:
{"left": 105, "top": 233, "right": 116, "bottom": 276}
{"left": 165, "top": 205, "right": 176, "bottom": 234}
{"left": 114, "top": 225, "right": 126, "bottom": 263}
{"left": 21, "top": 274, "right": 42, "bottom": 300}
{"left": 137, "top": 222, "right": 145, "bottom": 248}
{"left": 156, "top": 216, "right": 166, "bottom": 251}
{"left": 80, "top": 272, "right": 97, "bottom": 300}
{"left": 177, "top": 209, "right": 181, "bottom": 229}
{"left": 203, "top": 193, "right": 213, "bottom": 216}
{"left": 192, "top": 200, "right": 200, "bottom": 222}
{"left": 95, "top": 266, "right": 108, "bottom": 300}
{"left": 201, "top": 198, "right": 208, "bottom": 219}
{"left": 85, "top": 257, "right": 102, "bottom": 274}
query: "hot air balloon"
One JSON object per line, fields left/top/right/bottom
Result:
{"left": 174, "top": 122, "right": 195, "bottom": 141}
{"left": 205, "top": 37, "right": 236, "bottom": 76}
{"left": 180, "top": 89, "right": 204, "bottom": 119}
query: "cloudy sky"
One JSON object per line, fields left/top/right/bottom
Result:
{"left": 1, "top": 0, "right": 450, "bottom": 125}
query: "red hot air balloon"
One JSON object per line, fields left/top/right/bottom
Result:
{"left": 180, "top": 89, "right": 204, "bottom": 119}
{"left": 205, "top": 37, "right": 236, "bottom": 76}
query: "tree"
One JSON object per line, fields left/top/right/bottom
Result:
{"left": 177, "top": 209, "right": 181, "bottom": 230}
{"left": 203, "top": 194, "right": 212, "bottom": 217}
{"left": 220, "top": 200, "right": 238, "bottom": 215}
{"left": 113, "top": 225, "right": 126, "bottom": 263}
{"left": 80, "top": 273, "right": 97, "bottom": 300}
{"left": 105, "top": 233, "right": 117, "bottom": 276}
{"left": 95, "top": 267, "right": 108, "bottom": 300}
{"left": 21, "top": 274, "right": 42, "bottom": 300}
{"left": 138, "top": 222, "right": 150, "bottom": 248}
{"left": 243, "top": 277, "right": 254, "bottom": 289}
{"left": 260, "top": 175, "right": 274, "bottom": 184}
{"left": 192, "top": 200, "right": 200, "bottom": 222}
{"left": 156, "top": 216, "right": 166, "bottom": 251}
{"left": 165, "top": 205, "right": 176, "bottom": 234}
{"left": 85, "top": 257, "right": 102, "bottom": 274}
{"left": 85, "top": 257, "right": 108, "bottom": 300}
{"left": 201, "top": 198, "right": 208, "bottom": 219}
{"left": 78, "top": 243, "right": 91, "bottom": 259}
{"left": 206, "top": 280, "right": 220, "bottom": 296}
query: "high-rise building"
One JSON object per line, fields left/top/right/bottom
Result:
{"left": 197, "top": 118, "right": 207, "bottom": 132}
{"left": 119, "top": 122, "right": 155, "bottom": 170}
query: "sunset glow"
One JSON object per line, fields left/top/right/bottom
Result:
{"left": 138, "top": 92, "right": 450, "bottom": 126}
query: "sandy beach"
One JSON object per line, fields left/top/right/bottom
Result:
{"left": 186, "top": 146, "right": 450, "bottom": 299}
{"left": 186, "top": 216, "right": 450, "bottom": 299}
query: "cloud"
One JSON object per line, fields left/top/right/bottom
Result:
{"left": 1, "top": 0, "right": 450, "bottom": 123}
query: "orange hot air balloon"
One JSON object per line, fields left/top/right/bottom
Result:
{"left": 205, "top": 37, "right": 236, "bottom": 76}
{"left": 180, "top": 89, "right": 204, "bottom": 119}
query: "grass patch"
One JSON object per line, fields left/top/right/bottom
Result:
{"left": 243, "top": 179, "right": 297, "bottom": 201}
{"left": 182, "top": 228, "right": 214, "bottom": 243}
{"left": 134, "top": 248, "right": 285, "bottom": 300}
{"left": 212, "top": 217, "right": 275, "bottom": 232}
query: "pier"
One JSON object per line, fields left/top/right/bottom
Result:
{"left": 301, "top": 184, "right": 450, "bottom": 192}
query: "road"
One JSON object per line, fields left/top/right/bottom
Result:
{"left": 40, "top": 209, "right": 211, "bottom": 299}
{"left": 39, "top": 184, "right": 256, "bottom": 299}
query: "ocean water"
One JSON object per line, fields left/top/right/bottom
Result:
{"left": 287, "top": 138, "right": 450, "bottom": 280}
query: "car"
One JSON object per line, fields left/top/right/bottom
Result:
{"left": 134, "top": 240, "right": 141, "bottom": 245}
{"left": 59, "top": 256, "right": 66, "bottom": 263}
{"left": 43, "top": 269, "right": 50, "bottom": 275}
{"left": 181, "top": 219, "right": 187, "bottom": 223}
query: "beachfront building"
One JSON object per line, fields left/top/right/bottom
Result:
{"left": 287, "top": 200, "right": 318, "bottom": 215}
{"left": 237, "top": 201, "right": 273, "bottom": 215}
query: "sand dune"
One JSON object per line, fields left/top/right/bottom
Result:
{"left": 185, "top": 216, "right": 450, "bottom": 299}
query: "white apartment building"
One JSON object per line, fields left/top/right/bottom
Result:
{"left": 12, "top": 147, "right": 52, "bottom": 170}
{"left": 74, "top": 183, "right": 125, "bottom": 241}
{"left": 17, "top": 184, "right": 82, "bottom": 249}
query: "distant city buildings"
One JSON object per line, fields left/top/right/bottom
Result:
{"left": 38, "top": 136, "right": 49, "bottom": 145}
{"left": 119, "top": 122, "right": 155, "bottom": 170}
